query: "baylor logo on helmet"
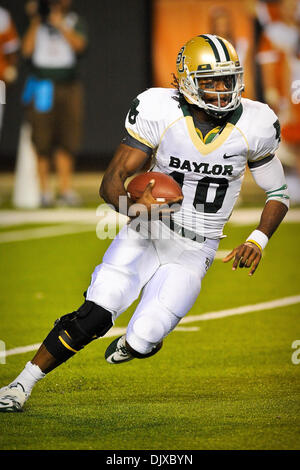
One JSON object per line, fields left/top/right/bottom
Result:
{"left": 176, "top": 46, "right": 185, "bottom": 73}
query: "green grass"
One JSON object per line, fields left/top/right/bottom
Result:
{"left": 0, "top": 220, "right": 299, "bottom": 450}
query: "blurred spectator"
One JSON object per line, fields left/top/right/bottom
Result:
{"left": 0, "top": 6, "right": 19, "bottom": 138}
{"left": 256, "top": 0, "right": 300, "bottom": 204}
{"left": 22, "top": 0, "right": 88, "bottom": 207}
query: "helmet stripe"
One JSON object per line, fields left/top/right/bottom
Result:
{"left": 200, "top": 34, "right": 221, "bottom": 62}
{"left": 216, "top": 37, "right": 231, "bottom": 61}
{"left": 205, "top": 34, "right": 228, "bottom": 62}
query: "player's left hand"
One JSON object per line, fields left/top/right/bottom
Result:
{"left": 222, "top": 242, "right": 262, "bottom": 276}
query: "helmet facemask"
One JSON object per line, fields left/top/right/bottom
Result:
{"left": 180, "top": 63, "right": 244, "bottom": 119}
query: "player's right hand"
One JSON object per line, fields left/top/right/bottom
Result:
{"left": 129, "top": 180, "right": 183, "bottom": 220}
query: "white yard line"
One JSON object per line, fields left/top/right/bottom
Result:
{"left": 0, "top": 226, "right": 232, "bottom": 259}
{"left": 180, "top": 294, "right": 300, "bottom": 323}
{"left": 0, "top": 208, "right": 300, "bottom": 228}
{"left": 1, "top": 326, "right": 199, "bottom": 359}
{"left": 0, "top": 208, "right": 299, "bottom": 245}
{"left": 215, "top": 250, "right": 230, "bottom": 259}
{"left": 0, "top": 224, "right": 96, "bottom": 243}
{"left": 228, "top": 208, "right": 300, "bottom": 224}
{"left": 0, "top": 208, "right": 128, "bottom": 227}
{"left": 1, "top": 294, "right": 299, "bottom": 360}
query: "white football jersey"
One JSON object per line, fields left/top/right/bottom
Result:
{"left": 125, "top": 88, "right": 280, "bottom": 239}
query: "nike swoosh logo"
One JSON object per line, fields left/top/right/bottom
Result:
{"left": 111, "top": 356, "right": 131, "bottom": 363}
{"left": 111, "top": 357, "right": 123, "bottom": 363}
{"left": 223, "top": 153, "right": 239, "bottom": 159}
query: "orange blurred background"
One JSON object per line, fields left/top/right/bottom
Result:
{"left": 152, "top": 0, "right": 300, "bottom": 204}
{"left": 152, "top": 0, "right": 256, "bottom": 99}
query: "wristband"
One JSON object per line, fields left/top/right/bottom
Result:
{"left": 246, "top": 229, "right": 269, "bottom": 251}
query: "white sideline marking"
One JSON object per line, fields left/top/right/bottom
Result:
{"left": 0, "top": 224, "right": 229, "bottom": 258}
{"left": 180, "top": 294, "right": 300, "bottom": 323}
{"left": 3, "top": 343, "right": 42, "bottom": 357}
{"left": 0, "top": 208, "right": 128, "bottom": 227}
{"left": 0, "top": 207, "right": 299, "bottom": 227}
{"left": 0, "top": 224, "right": 95, "bottom": 243}
{"left": 0, "top": 326, "right": 199, "bottom": 359}
{"left": 0, "top": 207, "right": 299, "bottom": 244}
{"left": 1, "top": 295, "right": 299, "bottom": 359}
{"left": 0, "top": 225, "right": 228, "bottom": 260}
{"left": 215, "top": 250, "right": 230, "bottom": 259}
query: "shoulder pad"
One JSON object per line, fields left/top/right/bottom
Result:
{"left": 125, "top": 88, "right": 180, "bottom": 149}
{"left": 128, "top": 88, "right": 179, "bottom": 122}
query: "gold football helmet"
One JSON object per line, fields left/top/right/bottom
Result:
{"left": 176, "top": 34, "right": 244, "bottom": 118}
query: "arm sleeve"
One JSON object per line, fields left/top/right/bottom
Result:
{"left": 250, "top": 155, "right": 290, "bottom": 209}
{"left": 121, "top": 130, "right": 153, "bottom": 155}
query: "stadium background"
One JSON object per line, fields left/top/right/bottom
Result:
{"left": 0, "top": 0, "right": 299, "bottom": 452}
{"left": 0, "top": 0, "right": 299, "bottom": 177}
{"left": 0, "top": 0, "right": 151, "bottom": 171}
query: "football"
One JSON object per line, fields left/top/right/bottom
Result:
{"left": 127, "top": 172, "right": 183, "bottom": 202}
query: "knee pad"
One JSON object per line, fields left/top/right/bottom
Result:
{"left": 127, "top": 310, "right": 173, "bottom": 356}
{"left": 157, "top": 265, "right": 201, "bottom": 318}
{"left": 87, "top": 264, "right": 141, "bottom": 316}
{"left": 126, "top": 266, "right": 201, "bottom": 356}
{"left": 133, "top": 315, "right": 168, "bottom": 345}
{"left": 43, "top": 300, "right": 113, "bottom": 363}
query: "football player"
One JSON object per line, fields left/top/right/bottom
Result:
{"left": 0, "top": 34, "right": 289, "bottom": 412}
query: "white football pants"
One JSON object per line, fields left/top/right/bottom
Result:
{"left": 86, "top": 222, "right": 219, "bottom": 354}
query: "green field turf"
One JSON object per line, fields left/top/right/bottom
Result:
{"left": 0, "top": 217, "right": 299, "bottom": 450}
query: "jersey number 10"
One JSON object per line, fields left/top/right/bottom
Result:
{"left": 170, "top": 171, "right": 228, "bottom": 213}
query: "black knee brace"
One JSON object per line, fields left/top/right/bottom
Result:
{"left": 43, "top": 300, "right": 113, "bottom": 363}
